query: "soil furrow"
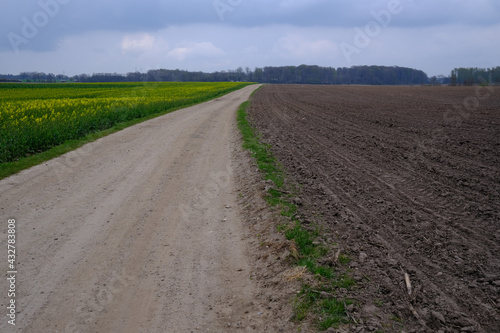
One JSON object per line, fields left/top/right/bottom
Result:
{"left": 248, "top": 84, "right": 500, "bottom": 332}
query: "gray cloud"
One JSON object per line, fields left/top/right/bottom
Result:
{"left": 0, "top": 0, "right": 499, "bottom": 75}
{"left": 3, "top": 0, "right": 500, "bottom": 52}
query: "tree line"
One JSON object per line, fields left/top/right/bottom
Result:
{"left": 449, "top": 67, "right": 500, "bottom": 86}
{"left": 428, "top": 67, "right": 500, "bottom": 86}
{"left": 0, "top": 65, "right": 428, "bottom": 85}
{"left": 1, "top": 65, "right": 498, "bottom": 85}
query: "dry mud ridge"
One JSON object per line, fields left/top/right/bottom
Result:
{"left": 248, "top": 85, "right": 500, "bottom": 332}
{"left": 0, "top": 85, "right": 299, "bottom": 333}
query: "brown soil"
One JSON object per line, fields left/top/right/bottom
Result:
{"left": 248, "top": 85, "right": 500, "bottom": 332}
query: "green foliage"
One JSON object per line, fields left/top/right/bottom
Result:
{"left": 237, "top": 101, "right": 286, "bottom": 189}
{"left": 294, "top": 285, "right": 353, "bottom": 331}
{"left": 338, "top": 254, "right": 351, "bottom": 265}
{"left": 297, "top": 258, "right": 334, "bottom": 279}
{"left": 452, "top": 66, "right": 500, "bottom": 85}
{"left": 317, "top": 298, "right": 352, "bottom": 330}
{"left": 293, "top": 285, "right": 318, "bottom": 321}
{"left": 285, "top": 223, "right": 317, "bottom": 257}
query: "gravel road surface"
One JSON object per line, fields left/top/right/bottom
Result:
{"left": 0, "top": 85, "right": 272, "bottom": 332}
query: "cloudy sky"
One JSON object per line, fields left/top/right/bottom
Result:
{"left": 0, "top": 0, "right": 499, "bottom": 77}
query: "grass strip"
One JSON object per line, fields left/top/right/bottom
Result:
{"left": 237, "top": 98, "right": 355, "bottom": 331}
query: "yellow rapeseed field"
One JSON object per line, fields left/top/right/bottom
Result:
{"left": 0, "top": 82, "right": 250, "bottom": 163}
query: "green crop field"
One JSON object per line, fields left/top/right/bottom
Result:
{"left": 0, "top": 82, "right": 250, "bottom": 163}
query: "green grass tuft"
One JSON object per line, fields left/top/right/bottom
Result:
{"left": 317, "top": 298, "right": 352, "bottom": 330}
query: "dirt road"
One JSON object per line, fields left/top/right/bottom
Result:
{"left": 0, "top": 85, "right": 274, "bottom": 332}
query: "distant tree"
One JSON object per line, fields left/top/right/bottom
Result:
{"left": 32, "top": 72, "right": 47, "bottom": 82}
{"left": 450, "top": 71, "right": 457, "bottom": 86}
{"left": 253, "top": 68, "right": 264, "bottom": 82}
{"left": 126, "top": 72, "right": 144, "bottom": 82}
{"left": 493, "top": 67, "right": 500, "bottom": 84}
{"left": 56, "top": 74, "right": 69, "bottom": 82}
{"left": 46, "top": 73, "right": 56, "bottom": 83}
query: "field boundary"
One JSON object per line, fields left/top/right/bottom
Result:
{"left": 237, "top": 97, "right": 355, "bottom": 331}
{"left": 0, "top": 83, "right": 253, "bottom": 180}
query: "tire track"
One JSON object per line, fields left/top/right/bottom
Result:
{"left": 248, "top": 84, "right": 500, "bottom": 332}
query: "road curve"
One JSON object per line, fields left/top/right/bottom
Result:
{"left": 0, "top": 85, "right": 267, "bottom": 332}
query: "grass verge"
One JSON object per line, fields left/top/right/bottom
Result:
{"left": 0, "top": 84, "right": 252, "bottom": 180}
{"left": 237, "top": 98, "right": 355, "bottom": 331}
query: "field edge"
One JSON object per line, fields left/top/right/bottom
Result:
{"left": 237, "top": 98, "right": 356, "bottom": 331}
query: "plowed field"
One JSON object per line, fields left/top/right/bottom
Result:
{"left": 248, "top": 85, "right": 500, "bottom": 332}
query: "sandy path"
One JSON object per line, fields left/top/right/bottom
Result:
{"left": 0, "top": 85, "right": 267, "bottom": 332}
